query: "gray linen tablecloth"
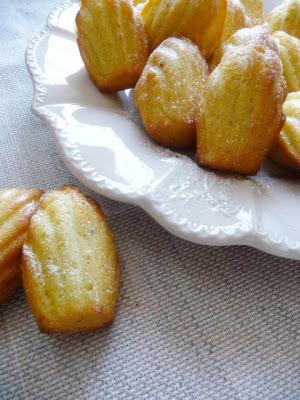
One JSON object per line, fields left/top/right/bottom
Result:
{"left": 0, "top": 1, "right": 299, "bottom": 399}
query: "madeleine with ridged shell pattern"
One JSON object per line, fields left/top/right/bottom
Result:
{"left": 76, "top": 0, "right": 149, "bottom": 91}
{"left": 0, "top": 189, "right": 42, "bottom": 303}
{"left": 22, "top": 186, "right": 119, "bottom": 334}
{"left": 267, "top": 0, "right": 300, "bottom": 39}
{"left": 135, "top": 37, "right": 209, "bottom": 149}
{"left": 197, "top": 36, "right": 287, "bottom": 175}
{"left": 270, "top": 92, "right": 300, "bottom": 171}
{"left": 141, "top": 0, "right": 227, "bottom": 59}
{"left": 272, "top": 31, "right": 300, "bottom": 93}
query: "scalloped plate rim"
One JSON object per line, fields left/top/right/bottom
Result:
{"left": 25, "top": 0, "right": 300, "bottom": 261}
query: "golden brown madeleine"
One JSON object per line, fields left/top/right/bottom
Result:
{"left": 141, "top": 0, "right": 227, "bottom": 59}
{"left": 270, "top": 92, "right": 300, "bottom": 171}
{"left": 197, "top": 40, "right": 287, "bottom": 175}
{"left": 0, "top": 189, "right": 42, "bottom": 304}
{"left": 267, "top": 0, "right": 300, "bottom": 39}
{"left": 135, "top": 37, "right": 209, "bottom": 149}
{"left": 210, "top": 25, "right": 278, "bottom": 70}
{"left": 22, "top": 186, "right": 119, "bottom": 334}
{"left": 76, "top": 0, "right": 149, "bottom": 92}
{"left": 240, "top": 0, "right": 264, "bottom": 25}
{"left": 272, "top": 31, "right": 300, "bottom": 93}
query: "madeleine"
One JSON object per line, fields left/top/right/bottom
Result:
{"left": 141, "top": 0, "right": 226, "bottom": 59}
{"left": 76, "top": 0, "right": 149, "bottom": 91}
{"left": 197, "top": 39, "right": 287, "bottom": 175}
{"left": 135, "top": 37, "right": 209, "bottom": 149}
{"left": 22, "top": 186, "right": 119, "bottom": 333}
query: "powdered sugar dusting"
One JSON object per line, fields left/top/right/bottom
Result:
{"left": 135, "top": 37, "right": 209, "bottom": 131}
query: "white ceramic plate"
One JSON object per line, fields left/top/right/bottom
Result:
{"left": 26, "top": 0, "right": 300, "bottom": 260}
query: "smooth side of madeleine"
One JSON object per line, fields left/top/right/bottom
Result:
{"left": 135, "top": 37, "right": 209, "bottom": 149}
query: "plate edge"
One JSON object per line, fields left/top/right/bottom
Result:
{"left": 24, "top": 0, "right": 300, "bottom": 261}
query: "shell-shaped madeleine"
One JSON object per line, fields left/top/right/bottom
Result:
{"left": 270, "top": 92, "right": 300, "bottom": 171}
{"left": 76, "top": 0, "right": 149, "bottom": 91}
{"left": 0, "top": 189, "right": 42, "bottom": 303}
{"left": 240, "top": 0, "right": 264, "bottom": 25}
{"left": 22, "top": 186, "right": 119, "bottom": 333}
{"left": 197, "top": 40, "right": 287, "bottom": 175}
{"left": 135, "top": 37, "right": 209, "bottom": 149}
{"left": 141, "top": 0, "right": 227, "bottom": 59}
{"left": 273, "top": 31, "right": 300, "bottom": 93}
{"left": 267, "top": 0, "right": 300, "bottom": 39}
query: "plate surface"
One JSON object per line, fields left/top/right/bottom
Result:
{"left": 26, "top": 0, "right": 300, "bottom": 260}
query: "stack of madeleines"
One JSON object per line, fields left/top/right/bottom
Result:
{"left": 76, "top": 0, "right": 300, "bottom": 174}
{"left": 0, "top": 187, "right": 119, "bottom": 334}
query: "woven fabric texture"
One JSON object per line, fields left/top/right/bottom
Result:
{"left": 0, "top": 1, "right": 299, "bottom": 399}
